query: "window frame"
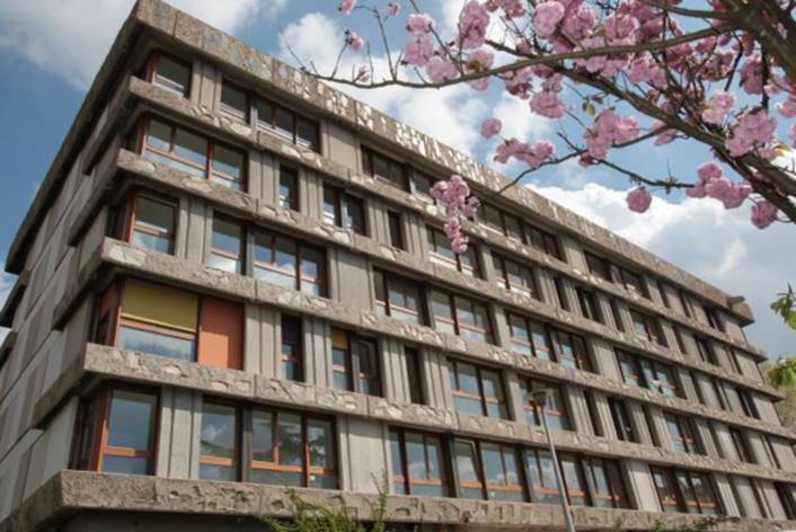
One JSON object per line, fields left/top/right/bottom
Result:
{"left": 281, "top": 314, "right": 304, "bottom": 382}
{"left": 251, "top": 226, "right": 328, "bottom": 297}
{"left": 527, "top": 224, "right": 563, "bottom": 260}
{"left": 219, "top": 80, "right": 250, "bottom": 123}
{"left": 331, "top": 329, "right": 382, "bottom": 396}
{"left": 209, "top": 214, "right": 245, "bottom": 274}
{"left": 323, "top": 184, "right": 367, "bottom": 235}
{"left": 145, "top": 50, "right": 192, "bottom": 97}
{"left": 651, "top": 467, "right": 722, "bottom": 515}
{"left": 373, "top": 269, "right": 426, "bottom": 325}
{"left": 449, "top": 359, "right": 509, "bottom": 419}
{"left": 519, "top": 377, "right": 571, "bottom": 431}
{"left": 404, "top": 346, "right": 425, "bottom": 405}
{"left": 629, "top": 308, "right": 665, "bottom": 346}
{"left": 278, "top": 165, "right": 300, "bottom": 211}
{"left": 426, "top": 226, "right": 481, "bottom": 278}
{"left": 608, "top": 397, "right": 636, "bottom": 443}
{"left": 389, "top": 427, "right": 448, "bottom": 496}
{"left": 429, "top": 289, "right": 493, "bottom": 344}
{"left": 585, "top": 252, "right": 614, "bottom": 283}
{"left": 576, "top": 286, "right": 603, "bottom": 323}
{"left": 506, "top": 313, "right": 555, "bottom": 361}
{"left": 664, "top": 412, "right": 703, "bottom": 455}
{"left": 729, "top": 427, "right": 753, "bottom": 463}
{"left": 619, "top": 267, "right": 649, "bottom": 298}
{"left": 453, "top": 438, "right": 527, "bottom": 501}
{"left": 492, "top": 253, "right": 539, "bottom": 300}
{"left": 361, "top": 146, "right": 408, "bottom": 191}
{"left": 120, "top": 189, "right": 178, "bottom": 255}
{"left": 199, "top": 400, "right": 241, "bottom": 481}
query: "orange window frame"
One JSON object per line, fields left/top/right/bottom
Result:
{"left": 390, "top": 429, "right": 446, "bottom": 495}
{"left": 145, "top": 51, "right": 192, "bottom": 97}
{"left": 125, "top": 191, "right": 178, "bottom": 254}
{"left": 209, "top": 216, "right": 245, "bottom": 267}
{"left": 87, "top": 385, "right": 159, "bottom": 474}
{"left": 483, "top": 444, "right": 525, "bottom": 496}
{"left": 450, "top": 360, "right": 505, "bottom": 417}
{"left": 523, "top": 380, "right": 568, "bottom": 427}
{"left": 199, "top": 402, "right": 240, "bottom": 476}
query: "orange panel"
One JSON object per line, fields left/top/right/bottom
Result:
{"left": 198, "top": 298, "right": 243, "bottom": 369}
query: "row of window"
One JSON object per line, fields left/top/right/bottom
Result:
{"left": 143, "top": 47, "right": 739, "bottom": 342}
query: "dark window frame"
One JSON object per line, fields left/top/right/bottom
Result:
{"left": 361, "top": 146, "right": 409, "bottom": 191}
{"left": 323, "top": 183, "right": 367, "bottom": 236}
{"left": 608, "top": 397, "right": 636, "bottom": 443}
{"left": 492, "top": 253, "right": 539, "bottom": 300}
{"left": 115, "top": 188, "right": 178, "bottom": 255}
{"left": 281, "top": 315, "right": 304, "bottom": 382}
{"left": 199, "top": 400, "right": 241, "bottom": 481}
{"left": 373, "top": 269, "right": 426, "bottom": 325}
{"left": 389, "top": 427, "right": 449, "bottom": 496}
{"left": 449, "top": 359, "right": 509, "bottom": 419}
{"left": 278, "top": 165, "right": 300, "bottom": 211}
{"left": 144, "top": 50, "right": 192, "bottom": 97}
{"left": 519, "top": 377, "right": 571, "bottom": 431}
{"left": 426, "top": 226, "right": 481, "bottom": 278}
{"left": 331, "top": 328, "right": 382, "bottom": 396}
{"left": 664, "top": 412, "right": 703, "bottom": 455}
{"left": 651, "top": 467, "right": 723, "bottom": 515}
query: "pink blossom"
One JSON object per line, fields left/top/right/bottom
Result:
{"left": 534, "top": 1, "right": 565, "bottom": 38}
{"left": 751, "top": 201, "right": 778, "bottom": 229}
{"left": 387, "top": 2, "right": 402, "bottom": 16}
{"left": 584, "top": 110, "right": 639, "bottom": 159}
{"left": 458, "top": 1, "right": 491, "bottom": 49}
{"left": 404, "top": 35, "right": 434, "bottom": 66}
{"left": 490, "top": 0, "right": 525, "bottom": 17}
{"left": 697, "top": 161, "right": 723, "bottom": 182}
{"left": 562, "top": 3, "right": 597, "bottom": 40}
{"left": 504, "top": 67, "right": 532, "bottom": 98}
{"left": 626, "top": 187, "right": 652, "bottom": 213}
{"left": 465, "top": 48, "right": 494, "bottom": 89}
{"left": 431, "top": 175, "right": 480, "bottom": 254}
{"left": 425, "top": 57, "right": 458, "bottom": 83}
{"left": 451, "top": 235, "right": 470, "bottom": 254}
{"left": 776, "top": 96, "right": 796, "bottom": 118}
{"left": 651, "top": 121, "right": 676, "bottom": 145}
{"left": 481, "top": 118, "right": 502, "bottom": 139}
{"left": 339, "top": 0, "right": 356, "bottom": 15}
{"left": 345, "top": 30, "right": 365, "bottom": 51}
{"left": 739, "top": 55, "right": 764, "bottom": 94}
{"left": 702, "top": 90, "right": 736, "bottom": 124}
{"left": 725, "top": 111, "right": 777, "bottom": 157}
{"left": 407, "top": 13, "right": 435, "bottom": 35}
{"left": 494, "top": 139, "right": 554, "bottom": 168}
{"left": 686, "top": 184, "right": 707, "bottom": 198}
{"left": 530, "top": 92, "right": 565, "bottom": 118}
{"left": 355, "top": 66, "right": 371, "bottom": 83}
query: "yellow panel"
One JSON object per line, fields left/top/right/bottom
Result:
{"left": 331, "top": 329, "right": 349, "bottom": 350}
{"left": 121, "top": 278, "right": 198, "bottom": 331}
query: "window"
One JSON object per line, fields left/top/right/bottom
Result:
{"left": 608, "top": 397, "right": 636, "bottom": 442}
{"left": 281, "top": 316, "right": 303, "bottom": 381}
{"left": 583, "top": 457, "right": 628, "bottom": 509}
{"left": 429, "top": 290, "right": 493, "bottom": 343}
{"left": 208, "top": 216, "right": 244, "bottom": 274}
{"left": 763, "top": 435, "right": 782, "bottom": 469}
{"left": 145, "top": 52, "right": 191, "bottom": 97}
{"left": 694, "top": 336, "right": 717, "bottom": 365}
{"left": 704, "top": 306, "right": 724, "bottom": 331}
{"left": 525, "top": 448, "right": 563, "bottom": 505}
{"left": 454, "top": 439, "right": 525, "bottom": 501}
{"left": 729, "top": 427, "right": 753, "bottom": 463}
{"left": 519, "top": 378, "right": 570, "bottom": 431}
{"left": 711, "top": 378, "right": 728, "bottom": 410}
{"left": 427, "top": 226, "right": 480, "bottom": 278}
{"left": 140, "top": 116, "right": 246, "bottom": 191}
{"left": 619, "top": 267, "right": 648, "bottom": 298}
{"left": 652, "top": 468, "right": 722, "bottom": 515}
{"left": 493, "top": 254, "right": 538, "bottom": 300}
{"left": 220, "top": 82, "right": 249, "bottom": 122}
{"left": 776, "top": 483, "right": 796, "bottom": 520}
{"left": 255, "top": 98, "right": 320, "bottom": 152}
{"left": 387, "top": 210, "right": 404, "bottom": 250}
{"left": 640, "top": 358, "right": 680, "bottom": 397}
{"left": 553, "top": 276, "right": 570, "bottom": 311}
{"left": 527, "top": 225, "right": 562, "bottom": 260}
{"left": 279, "top": 166, "right": 299, "bottom": 211}
{"left": 629, "top": 309, "right": 665, "bottom": 345}
{"left": 550, "top": 329, "right": 591, "bottom": 371}
{"left": 665, "top": 413, "right": 702, "bottom": 454}
{"left": 559, "top": 454, "right": 589, "bottom": 506}
{"left": 374, "top": 270, "right": 424, "bottom": 325}
{"left": 479, "top": 203, "right": 524, "bottom": 243}
{"left": 585, "top": 252, "right": 613, "bottom": 283}
{"left": 250, "top": 409, "right": 337, "bottom": 489}
{"left": 507, "top": 314, "right": 553, "bottom": 361}
{"left": 78, "top": 386, "right": 158, "bottom": 475}
{"left": 323, "top": 185, "right": 366, "bottom": 235}
{"left": 100, "top": 278, "right": 243, "bottom": 369}
{"left": 200, "top": 402, "right": 239, "bottom": 481}
{"left": 122, "top": 192, "right": 176, "bottom": 254}
{"left": 389, "top": 428, "right": 447, "bottom": 496}
{"left": 404, "top": 347, "right": 425, "bottom": 405}
{"left": 331, "top": 329, "right": 381, "bottom": 396}
{"left": 610, "top": 299, "right": 625, "bottom": 332}
{"left": 253, "top": 229, "right": 326, "bottom": 297}
{"left": 362, "top": 147, "right": 407, "bottom": 190}
{"left": 616, "top": 350, "right": 646, "bottom": 390}
{"left": 658, "top": 281, "right": 671, "bottom": 309}
{"left": 576, "top": 286, "right": 602, "bottom": 323}
{"left": 737, "top": 388, "right": 760, "bottom": 419}
{"left": 410, "top": 170, "right": 436, "bottom": 203}
{"left": 449, "top": 360, "right": 508, "bottom": 419}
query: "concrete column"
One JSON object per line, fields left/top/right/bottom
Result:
{"left": 479, "top": 246, "right": 497, "bottom": 284}
{"left": 185, "top": 198, "right": 208, "bottom": 264}
{"left": 559, "top": 236, "right": 587, "bottom": 272}
{"left": 675, "top": 368, "right": 700, "bottom": 403}
{"left": 611, "top": 300, "right": 633, "bottom": 336}
{"left": 677, "top": 328, "right": 699, "bottom": 359}
{"left": 627, "top": 401, "right": 653, "bottom": 446}
{"left": 714, "top": 473, "right": 741, "bottom": 517}
{"left": 381, "top": 337, "right": 407, "bottom": 403}
{"left": 695, "top": 419, "right": 721, "bottom": 458}
{"left": 623, "top": 460, "right": 660, "bottom": 512}
{"left": 491, "top": 305, "right": 512, "bottom": 350}
{"left": 595, "top": 293, "right": 615, "bottom": 330}
{"left": 175, "top": 196, "right": 190, "bottom": 261}
{"left": 304, "top": 170, "right": 324, "bottom": 221}
{"left": 329, "top": 248, "right": 372, "bottom": 307}
{"left": 647, "top": 407, "right": 671, "bottom": 450}
{"left": 747, "top": 431, "right": 771, "bottom": 467}
{"left": 589, "top": 338, "right": 622, "bottom": 382}
{"left": 536, "top": 269, "right": 558, "bottom": 308}
{"left": 243, "top": 304, "right": 279, "bottom": 377}
{"left": 368, "top": 198, "right": 389, "bottom": 246}
{"left": 565, "top": 386, "right": 594, "bottom": 435}
{"left": 22, "top": 398, "right": 77, "bottom": 500}
{"left": 423, "top": 350, "right": 452, "bottom": 410}
{"left": 760, "top": 480, "right": 787, "bottom": 519}
{"left": 772, "top": 437, "right": 796, "bottom": 470}
{"left": 157, "top": 388, "right": 202, "bottom": 480}
{"left": 713, "top": 422, "right": 739, "bottom": 461}
{"left": 557, "top": 277, "right": 579, "bottom": 312}
{"left": 659, "top": 321, "right": 679, "bottom": 353}
{"left": 195, "top": 61, "right": 220, "bottom": 109}
{"left": 711, "top": 342, "right": 735, "bottom": 373}
{"left": 644, "top": 275, "right": 665, "bottom": 308}
{"left": 338, "top": 416, "right": 389, "bottom": 494}
{"left": 256, "top": 151, "right": 277, "bottom": 205}
{"left": 305, "top": 317, "right": 332, "bottom": 389}
{"left": 504, "top": 370, "right": 525, "bottom": 424}
{"left": 733, "top": 476, "right": 764, "bottom": 517}
{"left": 403, "top": 212, "right": 425, "bottom": 258}
{"left": 324, "top": 122, "right": 359, "bottom": 171}
{"left": 591, "top": 391, "right": 617, "bottom": 440}
{"left": 694, "top": 373, "right": 721, "bottom": 409}
{"left": 752, "top": 394, "right": 781, "bottom": 425}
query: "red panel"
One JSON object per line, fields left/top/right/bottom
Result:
{"left": 198, "top": 298, "right": 243, "bottom": 369}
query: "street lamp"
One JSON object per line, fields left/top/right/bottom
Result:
{"left": 530, "top": 387, "right": 576, "bottom": 532}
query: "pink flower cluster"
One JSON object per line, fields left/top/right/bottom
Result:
{"left": 407, "top": 13, "right": 435, "bottom": 35}
{"left": 481, "top": 118, "right": 502, "bottom": 139}
{"left": 751, "top": 201, "right": 778, "bottom": 229}
{"left": 458, "top": 1, "right": 490, "bottom": 49}
{"left": 534, "top": 1, "right": 565, "bottom": 38}
{"left": 739, "top": 55, "right": 764, "bottom": 95}
{"left": 687, "top": 162, "right": 751, "bottom": 210}
{"left": 338, "top": 0, "right": 356, "bottom": 15}
{"left": 584, "top": 110, "right": 639, "bottom": 159}
{"left": 725, "top": 111, "right": 777, "bottom": 158}
{"left": 426, "top": 57, "right": 458, "bottom": 83}
{"left": 486, "top": 0, "right": 525, "bottom": 18}
{"left": 651, "top": 120, "right": 676, "bottom": 146}
{"left": 387, "top": 3, "right": 402, "bottom": 17}
{"left": 626, "top": 187, "right": 652, "bottom": 213}
{"left": 530, "top": 73, "right": 565, "bottom": 118}
{"left": 431, "top": 176, "right": 480, "bottom": 254}
{"left": 345, "top": 30, "right": 364, "bottom": 51}
{"left": 494, "top": 139, "right": 555, "bottom": 168}
{"left": 404, "top": 35, "right": 434, "bottom": 66}
{"left": 466, "top": 49, "right": 494, "bottom": 90}
{"left": 702, "top": 91, "right": 736, "bottom": 124}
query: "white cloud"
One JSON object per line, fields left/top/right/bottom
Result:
{"left": 0, "top": 0, "right": 265, "bottom": 89}
{"left": 493, "top": 92, "right": 553, "bottom": 141}
{"left": 530, "top": 182, "right": 796, "bottom": 358}
{"left": 279, "top": 12, "right": 489, "bottom": 155}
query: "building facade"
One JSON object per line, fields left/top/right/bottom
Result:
{"left": 0, "top": 1, "right": 795, "bottom": 530}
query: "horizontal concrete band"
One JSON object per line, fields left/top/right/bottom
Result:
{"left": 1, "top": 470, "right": 792, "bottom": 532}
{"left": 32, "top": 343, "right": 796, "bottom": 485}
{"left": 51, "top": 238, "right": 796, "bottom": 443}
{"left": 80, "top": 74, "right": 765, "bottom": 363}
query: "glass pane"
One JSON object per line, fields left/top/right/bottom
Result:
{"left": 308, "top": 419, "right": 334, "bottom": 469}
{"left": 561, "top": 456, "right": 587, "bottom": 506}
{"left": 297, "top": 119, "right": 319, "bottom": 151}
{"left": 323, "top": 187, "right": 339, "bottom": 225}
{"left": 212, "top": 218, "right": 242, "bottom": 255}
{"left": 136, "top": 197, "right": 174, "bottom": 234}
{"left": 107, "top": 390, "right": 156, "bottom": 449}
{"left": 455, "top": 441, "right": 484, "bottom": 500}
{"left": 102, "top": 455, "right": 150, "bottom": 475}
{"left": 199, "top": 464, "right": 236, "bottom": 481}
{"left": 146, "top": 119, "right": 172, "bottom": 151}
{"left": 455, "top": 363, "right": 479, "bottom": 395}
{"left": 208, "top": 253, "right": 240, "bottom": 274}
{"left": 406, "top": 432, "right": 428, "bottom": 481}
{"left": 201, "top": 403, "right": 237, "bottom": 459}
{"left": 278, "top": 413, "right": 303, "bottom": 466}
{"left": 279, "top": 168, "right": 299, "bottom": 210}
{"left": 173, "top": 128, "right": 208, "bottom": 167}
{"left": 430, "top": 291, "right": 455, "bottom": 335}
{"left": 345, "top": 196, "right": 366, "bottom": 234}
{"left": 221, "top": 84, "right": 247, "bottom": 118}
{"left": 308, "top": 472, "right": 337, "bottom": 489}
{"left": 300, "top": 247, "right": 325, "bottom": 296}
{"left": 252, "top": 411, "right": 274, "bottom": 463}
{"left": 212, "top": 145, "right": 244, "bottom": 185}
{"left": 155, "top": 55, "right": 190, "bottom": 93}
{"left": 389, "top": 431, "right": 404, "bottom": 480}
{"left": 254, "top": 232, "right": 274, "bottom": 264}
{"left": 527, "top": 451, "right": 563, "bottom": 505}
{"left": 414, "top": 172, "right": 433, "bottom": 198}
{"left": 118, "top": 326, "right": 195, "bottom": 361}
{"left": 256, "top": 100, "right": 274, "bottom": 128}
{"left": 251, "top": 468, "right": 303, "bottom": 487}
{"left": 454, "top": 395, "right": 484, "bottom": 416}
{"left": 275, "top": 107, "right": 294, "bottom": 140}
{"left": 132, "top": 231, "right": 170, "bottom": 254}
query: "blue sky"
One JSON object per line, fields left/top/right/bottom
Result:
{"left": 0, "top": 0, "right": 793, "bottom": 356}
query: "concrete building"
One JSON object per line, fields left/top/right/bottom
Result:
{"left": 0, "top": 1, "right": 794, "bottom": 530}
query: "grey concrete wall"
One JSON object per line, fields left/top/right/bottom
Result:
{"left": 338, "top": 416, "right": 389, "bottom": 494}
{"left": 624, "top": 460, "right": 660, "bottom": 512}
{"left": 157, "top": 388, "right": 202, "bottom": 479}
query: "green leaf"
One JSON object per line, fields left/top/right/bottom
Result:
{"left": 788, "top": 311, "right": 796, "bottom": 330}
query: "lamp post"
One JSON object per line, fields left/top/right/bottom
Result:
{"left": 531, "top": 388, "right": 576, "bottom": 532}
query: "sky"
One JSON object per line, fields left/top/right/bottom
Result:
{"left": 0, "top": 0, "right": 793, "bottom": 357}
